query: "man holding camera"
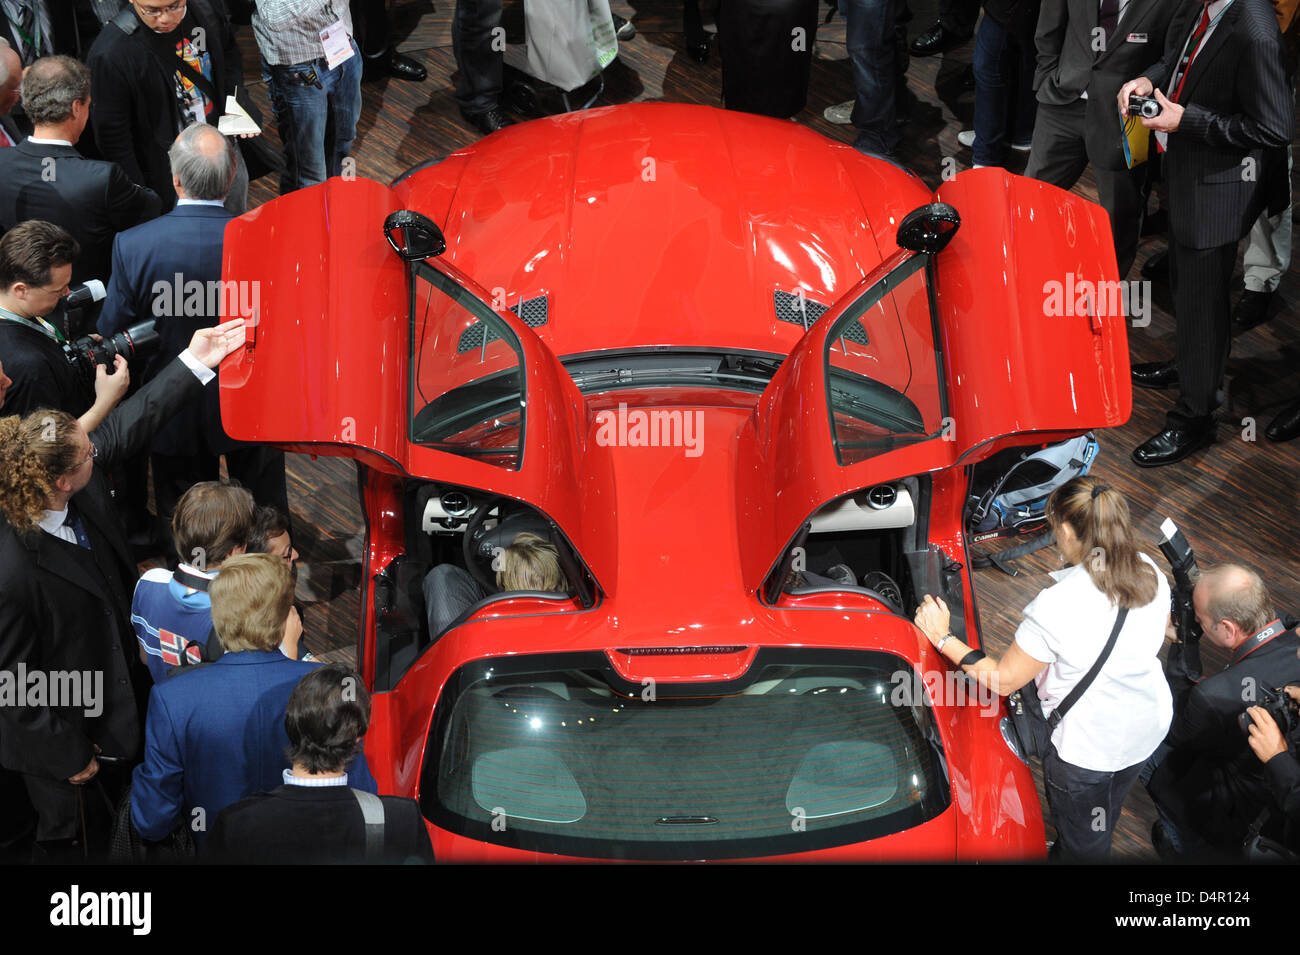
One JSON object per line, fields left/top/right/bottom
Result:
{"left": 1246, "top": 680, "right": 1300, "bottom": 853}
{"left": 1143, "top": 564, "right": 1300, "bottom": 857}
{"left": 1119, "top": 0, "right": 1292, "bottom": 467}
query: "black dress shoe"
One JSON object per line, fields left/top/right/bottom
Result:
{"left": 1232, "top": 289, "right": 1274, "bottom": 333}
{"left": 1151, "top": 821, "right": 1178, "bottom": 861}
{"left": 612, "top": 13, "right": 636, "bottom": 41}
{"left": 1141, "top": 248, "right": 1169, "bottom": 281}
{"left": 1131, "top": 360, "right": 1179, "bottom": 389}
{"left": 387, "top": 50, "right": 427, "bottom": 82}
{"left": 461, "top": 107, "right": 514, "bottom": 136}
{"left": 687, "top": 34, "right": 711, "bottom": 63}
{"left": 1266, "top": 398, "right": 1300, "bottom": 442}
{"left": 1131, "top": 420, "right": 1215, "bottom": 467}
{"left": 909, "top": 21, "right": 971, "bottom": 56}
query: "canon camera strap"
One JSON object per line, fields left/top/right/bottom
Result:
{"left": 1231, "top": 620, "right": 1290, "bottom": 666}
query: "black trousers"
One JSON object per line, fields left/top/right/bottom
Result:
{"left": 1167, "top": 237, "right": 1237, "bottom": 428}
{"left": 939, "top": 0, "right": 980, "bottom": 36}
{"left": 1024, "top": 99, "right": 1147, "bottom": 277}
{"left": 1043, "top": 744, "right": 1144, "bottom": 862}
{"left": 351, "top": 0, "right": 392, "bottom": 59}
{"left": 151, "top": 446, "right": 290, "bottom": 529}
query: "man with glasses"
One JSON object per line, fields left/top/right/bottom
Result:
{"left": 250, "top": 0, "right": 363, "bottom": 193}
{"left": 86, "top": 0, "right": 248, "bottom": 212}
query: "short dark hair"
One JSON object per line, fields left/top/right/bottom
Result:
{"left": 284, "top": 665, "right": 371, "bottom": 774}
{"left": 0, "top": 221, "right": 79, "bottom": 290}
{"left": 172, "top": 480, "right": 255, "bottom": 568}
{"left": 247, "top": 505, "right": 291, "bottom": 555}
{"left": 20, "top": 56, "right": 90, "bottom": 126}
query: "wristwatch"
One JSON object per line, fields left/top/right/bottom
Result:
{"left": 935, "top": 633, "right": 955, "bottom": 654}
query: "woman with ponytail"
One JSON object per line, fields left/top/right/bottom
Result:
{"left": 913, "top": 475, "right": 1172, "bottom": 861}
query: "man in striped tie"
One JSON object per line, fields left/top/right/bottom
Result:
{"left": 1120, "top": 0, "right": 1293, "bottom": 467}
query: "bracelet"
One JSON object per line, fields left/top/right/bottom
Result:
{"left": 935, "top": 633, "right": 955, "bottom": 654}
{"left": 959, "top": 649, "right": 987, "bottom": 668}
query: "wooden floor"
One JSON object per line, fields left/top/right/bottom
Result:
{"left": 233, "top": 1, "right": 1300, "bottom": 863}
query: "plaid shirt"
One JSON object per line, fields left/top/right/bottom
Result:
{"left": 251, "top": 0, "right": 354, "bottom": 67}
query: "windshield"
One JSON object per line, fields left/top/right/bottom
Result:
{"left": 419, "top": 649, "right": 950, "bottom": 860}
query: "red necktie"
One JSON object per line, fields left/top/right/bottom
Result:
{"left": 1172, "top": 5, "right": 1213, "bottom": 103}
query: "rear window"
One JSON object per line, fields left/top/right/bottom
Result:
{"left": 419, "top": 649, "right": 950, "bottom": 860}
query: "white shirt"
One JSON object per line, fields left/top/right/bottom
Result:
{"left": 282, "top": 769, "right": 349, "bottom": 787}
{"left": 1013, "top": 552, "right": 1172, "bottom": 771}
{"left": 38, "top": 506, "right": 77, "bottom": 545}
{"left": 26, "top": 136, "right": 73, "bottom": 147}
{"left": 176, "top": 198, "right": 227, "bottom": 208}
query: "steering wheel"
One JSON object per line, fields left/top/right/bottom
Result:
{"left": 462, "top": 495, "right": 508, "bottom": 592}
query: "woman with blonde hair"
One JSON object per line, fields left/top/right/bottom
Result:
{"left": 913, "top": 475, "right": 1171, "bottom": 861}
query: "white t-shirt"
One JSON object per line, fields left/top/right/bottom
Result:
{"left": 1013, "top": 553, "right": 1172, "bottom": 771}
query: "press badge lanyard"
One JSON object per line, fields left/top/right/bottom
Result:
{"left": 1231, "top": 619, "right": 1289, "bottom": 666}
{"left": 0, "top": 304, "right": 67, "bottom": 345}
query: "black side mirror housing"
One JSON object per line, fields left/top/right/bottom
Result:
{"left": 897, "top": 202, "right": 961, "bottom": 255}
{"left": 384, "top": 209, "right": 447, "bottom": 261}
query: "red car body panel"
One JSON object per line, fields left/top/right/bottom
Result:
{"left": 219, "top": 103, "right": 1123, "bottom": 862}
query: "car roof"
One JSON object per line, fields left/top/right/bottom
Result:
{"left": 394, "top": 102, "right": 934, "bottom": 360}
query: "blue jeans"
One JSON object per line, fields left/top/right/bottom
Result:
{"left": 453, "top": 0, "right": 504, "bottom": 114}
{"left": 841, "top": 0, "right": 901, "bottom": 157}
{"left": 1043, "top": 744, "right": 1143, "bottom": 862}
{"left": 971, "top": 14, "right": 1036, "bottom": 167}
{"left": 263, "top": 38, "right": 363, "bottom": 194}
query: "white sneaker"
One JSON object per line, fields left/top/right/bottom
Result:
{"left": 957, "top": 129, "right": 976, "bottom": 148}
{"left": 972, "top": 163, "right": 990, "bottom": 169}
{"left": 823, "top": 100, "right": 854, "bottom": 124}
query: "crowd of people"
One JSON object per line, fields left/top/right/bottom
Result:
{"left": 0, "top": 0, "right": 1295, "bottom": 865}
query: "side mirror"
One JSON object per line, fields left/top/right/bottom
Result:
{"left": 383, "top": 209, "right": 447, "bottom": 261}
{"left": 896, "top": 203, "right": 961, "bottom": 255}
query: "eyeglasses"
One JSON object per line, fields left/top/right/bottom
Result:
{"left": 78, "top": 442, "right": 98, "bottom": 467}
{"left": 134, "top": 0, "right": 186, "bottom": 18}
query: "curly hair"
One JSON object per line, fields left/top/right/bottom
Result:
{"left": 0, "top": 410, "right": 82, "bottom": 532}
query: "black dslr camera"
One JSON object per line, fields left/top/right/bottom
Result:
{"left": 1159, "top": 517, "right": 1203, "bottom": 676}
{"left": 63, "top": 283, "right": 160, "bottom": 381}
{"left": 1127, "top": 94, "right": 1162, "bottom": 118}
{"left": 1238, "top": 683, "right": 1300, "bottom": 736}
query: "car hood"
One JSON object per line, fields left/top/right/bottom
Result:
{"left": 393, "top": 102, "right": 934, "bottom": 359}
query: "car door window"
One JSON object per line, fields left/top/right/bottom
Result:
{"left": 411, "top": 262, "right": 526, "bottom": 470}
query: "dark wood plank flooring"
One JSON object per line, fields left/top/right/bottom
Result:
{"left": 231, "top": 1, "right": 1300, "bottom": 862}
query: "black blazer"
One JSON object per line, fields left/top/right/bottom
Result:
{"left": 1033, "top": 0, "right": 1182, "bottom": 170}
{"left": 208, "top": 786, "right": 436, "bottom": 864}
{"left": 0, "top": 141, "right": 161, "bottom": 285}
{"left": 0, "top": 357, "right": 204, "bottom": 781}
{"left": 0, "top": 317, "right": 95, "bottom": 418}
{"left": 97, "top": 203, "right": 237, "bottom": 457}
{"left": 85, "top": 0, "right": 238, "bottom": 210}
{"left": 1149, "top": 628, "right": 1300, "bottom": 847}
{"left": 1145, "top": 0, "right": 1293, "bottom": 247}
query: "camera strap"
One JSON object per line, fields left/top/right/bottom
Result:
{"left": 1231, "top": 619, "right": 1289, "bottom": 665}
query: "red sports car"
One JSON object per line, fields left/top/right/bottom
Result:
{"left": 220, "top": 103, "right": 1130, "bottom": 862}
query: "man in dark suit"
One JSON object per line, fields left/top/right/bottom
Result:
{"left": 131, "top": 555, "right": 378, "bottom": 851}
{"left": 1027, "top": 0, "right": 1181, "bottom": 277}
{"left": 209, "top": 663, "right": 433, "bottom": 863}
{"left": 1120, "top": 0, "right": 1293, "bottom": 466}
{"left": 1143, "top": 564, "right": 1300, "bottom": 857}
{"left": 0, "top": 219, "right": 96, "bottom": 418}
{"left": 86, "top": 0, "right": 245, "bottom": 212}
{"left": 0, "top": 319, "right": 245, "bottom": 856}
{"left": 0, "top": 56, "right": 160, "bottom": 289}
{"left": 98, "top": 123, "right": 287, "bottom": 523}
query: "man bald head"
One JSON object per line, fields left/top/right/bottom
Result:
{"left": 169, "top": 122, "right": 238, "bottom": 201}
{"left": 0, "top": 40, "right": 23, "bottom": 116}
{"left": 1194, "top": 564, "right": 1278, "bottom": 650}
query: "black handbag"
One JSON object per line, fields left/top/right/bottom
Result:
{"left": 1007, "top": 607, "right": 1129, "bottom": 760}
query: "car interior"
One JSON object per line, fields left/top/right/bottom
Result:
{"left": 370, "top": 480, "right": 595, "bottom": 691}
{"left": 373, "top": 472, "right": 974, "bottom": 691}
